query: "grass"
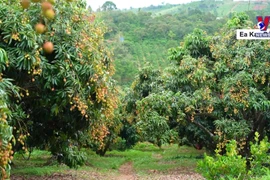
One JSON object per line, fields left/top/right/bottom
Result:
{"left": 12, "top": 150, "right": 70, "bottom": 176}
{"left": 11, "top": 142, "right": 205, "bottom": 178}
{"left": 137, "top": 0, "right": 270, "bottom": 18}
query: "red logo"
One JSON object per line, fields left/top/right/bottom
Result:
{"left": 256, "top": 16, "right": 270, "bottom": 31}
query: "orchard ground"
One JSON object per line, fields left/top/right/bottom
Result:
{"left": 11, "top": 143, "right": 205, "bottom": 180}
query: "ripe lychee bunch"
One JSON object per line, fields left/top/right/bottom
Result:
{"left": 40, "top": 1, "right": 55, "bottom": 20}
{"left": 21, "top": 0, "right": 56, "bottom": 54}
{"left": 20, "top": 0, "right": 56, "bottom": 20}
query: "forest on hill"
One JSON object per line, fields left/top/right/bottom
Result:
{"left": 98, "top": 0, "right": 270, "bottom": 86}
{"left": 99, "top": 10, "right": 226, "bottom": 86}
{"left": 138, "top": 0, "right": 270, "bottom": 17}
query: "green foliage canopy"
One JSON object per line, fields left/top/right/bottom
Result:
{"left": 0, "top": 0, "right": 117, "bottom": 168}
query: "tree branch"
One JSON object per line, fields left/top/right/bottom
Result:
{"left": 191, "top": 119, "right": 215, "bottom": 138}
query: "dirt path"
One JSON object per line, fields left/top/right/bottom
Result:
{"left": 117, "top": 161, "right": 137, "bottom": 180}
{"left": 11, "top": 161, "right": 205, "bottom": 180}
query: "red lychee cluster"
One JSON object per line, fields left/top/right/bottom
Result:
{"left": 20, "top": 0, "right": 58, "bottom": 53}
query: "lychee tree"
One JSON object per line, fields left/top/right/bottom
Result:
{"left": 165, "top": 12, "right": 270, "bottom": 154}
{"left": 124, "top": 13, "right": 270, "bottom": 157}
{"left": 0, "top": 0, "right": 117, "bottom": 170}
{"left": 0, "top": 48, "right": 23, "bottom": 179}
{"left": 122, "top": 66, "right": 179, "bottom": 148}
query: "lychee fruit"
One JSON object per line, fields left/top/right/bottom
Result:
{"left": 43, "top": 41, "right": 54, "bottom": 54}
{"left": 41, "top": 2, "right": 53, "bottom": 12}
{"left": 35, "top": 23, "right": 46, "bottom": 34}
{"left": 44, "top": 9, "right": 55, "bottom": 20}
{"left": 20, "top": 0, "right": 31, "bottom": 9}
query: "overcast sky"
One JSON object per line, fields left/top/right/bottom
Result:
{"left": 86, "top": 0, "right": 194, "bottom": 11}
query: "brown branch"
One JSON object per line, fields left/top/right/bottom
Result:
{"left": 191, "top": 119, "right": 215, "bottom": 138}
{"left": 184, "top": 112, "right": 218, "bottom": 138}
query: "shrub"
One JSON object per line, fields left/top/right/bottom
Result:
{"left": 248, "top": 132, "right": 270, "bottom": 177}
{"left": 197, "top": 132, "right": 270, "bottom": 179}
{"left": 58, "top": 146, "right": 87, "bottom": 169}
{"left": 197, "top": 140, "right": 246, "bottom": 180}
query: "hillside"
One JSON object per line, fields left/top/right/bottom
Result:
{"left": 99, "top": 0, "right": 270, "bottom": 86}
{"left": 139, "top": 0, "right": 270, "bottom": 17}
{"left": 99, "top": 10, "right": 226, "bottom": 86}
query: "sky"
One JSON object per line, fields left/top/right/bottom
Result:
{"left": 86, "top": 0, "right": 194, "bottom": 11}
